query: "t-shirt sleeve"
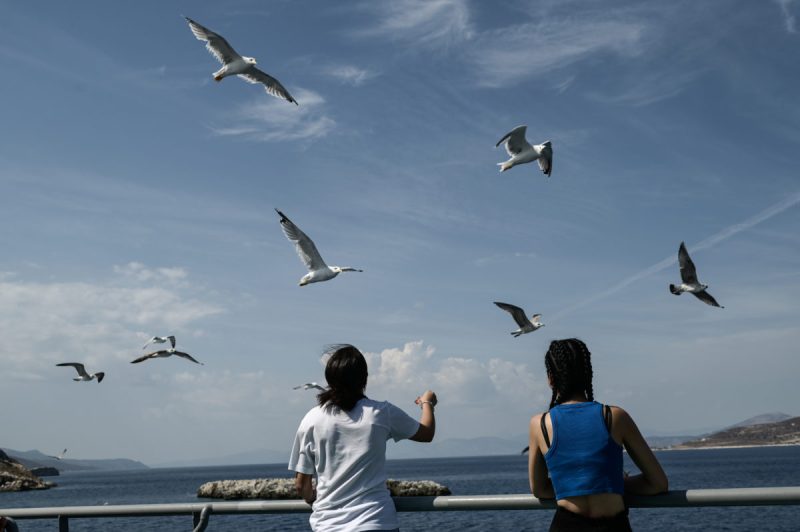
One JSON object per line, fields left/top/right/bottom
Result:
{"left": 386, "top": 401, "right": 421, "bottom": 442}
{"left": 287, "top": 421, "right": 316, "bottom": 475}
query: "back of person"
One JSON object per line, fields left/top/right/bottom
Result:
{"left": 544, "top": 402, "right": 623, "bottom": 501}
{"left": 294, "top": 398, "right": 419, "bottom": 530}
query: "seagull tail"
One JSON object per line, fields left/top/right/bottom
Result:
{"left": 511, "top": 331, "right": 522, "bottom": 338}
{"left": 498, "top": 162, "right": 512, "bottom": 172}
{"left": 669, "top": 284, "right": 681, "bottom": 295}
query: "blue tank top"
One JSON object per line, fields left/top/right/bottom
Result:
{"left": 543, "top": 401, "right": 624, "bottom": 500}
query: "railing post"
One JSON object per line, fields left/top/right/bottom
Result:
{"left": 58, "top": 514, "right": 69, "bottom": 531}
{"left": 192, "top": 504, "right": 212, "bottom": 532}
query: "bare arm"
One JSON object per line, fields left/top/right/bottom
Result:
{"left": 409, "top": 390, "right": 437, "bottom": 442}
{"left": 614, "top": 407, "right": 668, "bottom": 495}
{"left": 529, "top": 414, "right": 554, "bottom": 499}
{"left": 294, "top": 472, "right": 316, "bottom": 504}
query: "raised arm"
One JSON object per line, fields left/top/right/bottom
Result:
{"left": 410, "top": 390, "right": 437, "bottom": 442}
{"left": 613, "top": 407, "right": 668, "bottom": 495}
{"left": 528, "top": 413, "right": 554, "bottom": 499}
{"left": 294, "top": 472, "right": 316, "bottom": 504}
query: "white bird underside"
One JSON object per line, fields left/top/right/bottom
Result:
{"left": 56, "top": 363, "right": 105, "bottom": 383}
{"left": 131, "top": 348, "right": 204, "bottom": 365}
{"left": 494, "top": 302, "right": 544, "bottom": 337}
{"left": 275, "top": 209, "right": 362, "bottom": 286}
{"left": 669, "top": 242, "right": 724, "bottom": 308}
{"left": 495, "top": 125, "right": 552, "bottom": 176}
{"left": 184, "top": 16, "right": 297, "bottom": 104}
{"left": 142, "top": 335, "right": 176, "bottom": 350}
{"left": 293, "top": 382, "right": 326, "bottom": 391}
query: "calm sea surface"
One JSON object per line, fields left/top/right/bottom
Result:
{"left": 2, "top": 446, "right": 799, "bottom": 531}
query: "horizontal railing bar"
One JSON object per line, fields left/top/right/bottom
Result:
{"left": 3, "top": 487, "right": 800, "bottom": 520}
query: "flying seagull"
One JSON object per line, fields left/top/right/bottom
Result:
{"left": 184, "top": 16, "right": 298, "bottom": 104}
{"left": 496, "top": 125, "right": 552, "bottom": 176}
{"left": 494, "top": 302, "right": 544, "bottom": 337}
{"left": 276, "top": 209, "right": 363, "bottom": 286}
{"left": 131, "top": 349, "right": 204, "bottom": 365}
{"left": 48, "top": 449, "right": 67, "bottom": 461}
{"left": 142, "top": 335, "right": 176, "bottom": 350}
{"left": 56, "top": 363, "right": 105, "bottom": 383}
{"left": 669, "top": 242, "right": 724, "bottom": 308}
{"left": 293, "top": 382, "right": 326, "bottom": 391}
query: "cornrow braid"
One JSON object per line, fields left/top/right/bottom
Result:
{"left": 544, "top": 338, "right": 594, "bottom": 409}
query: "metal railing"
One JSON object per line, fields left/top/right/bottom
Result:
{"left": 2, "top": 487, "right": 800, "bottom": 531}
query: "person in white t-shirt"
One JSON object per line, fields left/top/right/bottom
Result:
{"left": 288, "top": 344, "right": 437, "bottom": 532}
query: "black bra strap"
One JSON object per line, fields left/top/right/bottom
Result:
{"left": 603, "top": 404, "right": 613, "bottom": 433}
{"left": 540, "top": 412, "right": 551, "bottom": 449}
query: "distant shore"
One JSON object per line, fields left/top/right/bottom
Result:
{"left": 658, "top": 442, "right": 800, "bottom": 452}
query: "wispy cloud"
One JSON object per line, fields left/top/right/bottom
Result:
{"left": 325, "top": 64, "right": 379, "bottom": 86}
{"left": 777, "top": 0, "right": 797, "bottom": 33}
{"left": 0, "top": 265, "right": 224, "bottom": 376}
{"left": 468, "top": 18, "right": 646, "bottom": 88}
{"left": 210, "top": 88, "right": 335, "bottom": 142}
{"left": 356, "top": 0, "right": 473, "bottom": 49}
{"left": 551, "top": 191, "right": 800, "bottom": 320}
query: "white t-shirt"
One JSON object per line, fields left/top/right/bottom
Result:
{"left": 288, "top": 397, "right": 420, "bottom": 532}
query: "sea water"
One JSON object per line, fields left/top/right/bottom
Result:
{"left": 2, "top": 446, "right": 799, "bottom": 531}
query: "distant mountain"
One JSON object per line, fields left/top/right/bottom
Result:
{"left": 4, "top": 448, "right": 148, "bottom": 472}
{"left": 676, "top": 416, "right": 800, "bottom": 449}
{"left": 725, "top": 412, "right": 793, "bottom": 430}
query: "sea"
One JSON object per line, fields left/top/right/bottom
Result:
{"left": 2, "top": 446, "right": 799, "bottom": 531}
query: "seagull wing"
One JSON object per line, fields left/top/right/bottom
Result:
{"left": 142, "top": 337, "right": 157, "bottom": 350}
{"left": 496, "top": 125, "right": 528, "bottom": 156}
{"left": 537, "top": 141, "right": 553, "bottom": 176}
{"left": 167, "top": 335, "right": 176, "bottom": 348}
{"left": 185, "top": 17, "right": 242, "bottom": 65}
{"left": 494, "top": 302, "right": 530, "bottom": 328}
{"left": 678, "top": 242, "right": 699, "bottom": 284}
{"left": 238, "top": 66, "right": 298, "bottom": 104}
{"left": 131, "top": 351, "right": 163, "bottom": 364}
{"left": 276, "top": 209, "right": 328, "bottom": 271}
{"left": 56, "top": 362, "right": 88, "bottom": 378}
{"left": 693, "top": 290, "right": 723, "bottom": 308}
{"left": 173, "top": 351, "right": 203, "bottom": 364}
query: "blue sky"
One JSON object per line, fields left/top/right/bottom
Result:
{"left": 1, "top": 0, "right": 799, "bottom": 465}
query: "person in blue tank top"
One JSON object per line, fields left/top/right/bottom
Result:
{"left": 528, "top": 339, "right": 668, "bottom": 531}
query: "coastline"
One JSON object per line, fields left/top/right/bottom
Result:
{"left": 658, "top": 442, "right": 800, "bottom": 452}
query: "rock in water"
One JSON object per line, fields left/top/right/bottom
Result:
{"left": 197, "top": 478, "right": 450, "bottom": 500}
{"left": 386, "top": 479, "right": 451, "bottom": 496}
{"left": 0, "top": 449, "right": 53, "bottom": 492}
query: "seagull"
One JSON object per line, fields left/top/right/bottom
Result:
{"left": 494, "top": 302, "right": 544, "bottom": 337}
{"left": 142, "top": 335, "right": 176, "bottom": 350}
{"left": 496, "top": 125, "right": 552, "bottom": 176}
{"left": 185, "top": 16, "right": 297, "bottom": 104}
{"left": 293, "top": 382, "right": 326, "bottom": 391}
{"left": 276, "top": 209, "right": 363, "bottom": 286}
{"left": 669, "top": 242, "right": 724, "bottom": 308}
{"left": 131, "top": 348, "right": 204, "bottom": 365}
{"left": 48, "top": 449, "right": 67, "bottom": 461}
{"left": 56, "top": 363, "right": 105, "bottom": 383}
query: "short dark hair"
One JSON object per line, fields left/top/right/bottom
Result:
{"left": 545, "top": 338, "right": 594, "bottom": 409}
{"left": 317, "top": 344, "right": 368, "bottom": 411}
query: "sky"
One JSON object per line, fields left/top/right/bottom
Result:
{"left": 1, "top": 0, "right": 799, "bottom": 466}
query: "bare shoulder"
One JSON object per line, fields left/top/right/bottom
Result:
{"left": 609, "top": 405, "right": 634, "bottom": 424}
{"left": 529, "top": 412, "right": 545, "bottom": 432}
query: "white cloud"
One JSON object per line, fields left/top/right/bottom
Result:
{"left": 363, "top": 341, "right": 544, "bottom": 406}
{"left": 325, "top": 64, "right": 379, "bottom": 86}
{"left": 210, "top": 88, "right": 335, "bottom": 142}
{"left": 357, "top": 0, "right": 473, "bottom": 48}
{"left": 0, "top": 265, "right": 223, "bottom": 376}
{"left": 777, "top": 0, "right": 797, "bottom": 33}
{"left": 468, "top": 19, "right": 645, "bottom": 88}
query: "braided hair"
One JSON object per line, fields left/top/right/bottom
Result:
{"left": 544, "top": 338, "right": 594, "bottom": 409}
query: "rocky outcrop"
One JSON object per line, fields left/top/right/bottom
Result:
{"left": 30, "top": 466, "right": 60, "bottom": 477}
{"left": 197, "top": 478, "right": 450, "bottom": 500}
{"left": 0, "top": 449, "right": 53, "bottom": 492}
{"left": 676, "top": 416, "right": 800, "bottom": 449}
